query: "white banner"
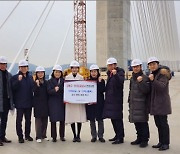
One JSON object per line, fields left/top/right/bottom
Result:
{"left": 64, "top": 80, "right": 97, "bottom": 104}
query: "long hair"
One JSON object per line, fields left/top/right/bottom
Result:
{"left": 35, "top": 72, "right": 45, "bottom": 81}
{"left": 90, "top": 69, "right": 101, "bottom": 80}
{"left": 51, "top": 70, "right": 63, "bottom": 79}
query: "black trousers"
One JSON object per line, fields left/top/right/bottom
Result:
{"left": 134, "top": 122, "right": 150, "bottom": 142}
{"left": 0, "top": 104, "right": 9, "bottom": 140}
{"left": 154, "top": 115, "right": 170, "bottom": 145}
{"left": 16, "top": 108, "right": 32, "bottom": 139}
{"left": 35, "top": 117, "right": 48, "bottom": 139}
{"left": 90, "top": 120, "right": 104, "bottom": 139}
{"left": 51, "top": 121, "right": 65, "bottom": 139}
{"left": 111, "top": 119, "right": 124, "bottom": 139}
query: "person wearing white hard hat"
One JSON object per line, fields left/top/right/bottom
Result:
{"left": 65, "top": 60, "right": 87, "bottom": 142}
{"left": 128, "top": 59, "right": 150, "bottom": 148}
{"left": 106, "top": 57, "right": 118, "bottom": 65}
{"left": 33, "top": 66, "right": 49, "bottom": 143}
{"left": 0, "top": 56, "right": 8, "bottom": 64}
{"left": 11, "top": 59, "right": 34, "bottom": 143}
{"left": 147, "top": 57, "right": 172, "bottom": 151}
{"left": 18, "top": 59, "right": 28, "bottom": 66}
{"left": 147, "top": 57, "right": 159, "bottom": 66}
{"left": 85, "top": 64, "right": 105, "bottom": 143}
{"left": 70, "top": 60, "right": 80, "bottom": 68}
{"left": 47, "top": 65, "right": 65, "bottom": 142}
{"left": 103, "top": 57, "right": 125, "bottom": 144}
{"left": 0, "top": 56, "right": 14, "bottom": 146}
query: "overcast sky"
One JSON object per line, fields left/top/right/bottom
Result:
{"left": 0, "top": 1, "right": 96, "bottom": 67}
{"left": 0, "top": 1, "right": 179, "bottom": 68}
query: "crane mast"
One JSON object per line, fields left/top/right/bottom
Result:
{"left": 74, "top": 0, "right": 87, "bottom": 67}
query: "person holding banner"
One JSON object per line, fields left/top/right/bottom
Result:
{"left": 65, "top": 60, "right": 87, "bottom": 142}
{"left": 86, "top": 64, "right": 106, "bottom": 143}
{"left": 103, "top": 57, "right": 125, "bottom": 144}
{"left": 47, "top": 65, "right": 65, "bottom": 142}
{"left": 33, "top": 66, "right": 49, "bottom": 143}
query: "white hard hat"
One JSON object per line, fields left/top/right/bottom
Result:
{"left": 131, "top": 59, "right": 142, "bottom": 67}
{"left": 52, "top": 64, "right": 62, "bottom": 71}
{"left": 0, "top": 56, "right": 8, "bottom": 63}
{"left": 19, "top": 59, "right": 28, "bottom": 67}
{"left": 35, "top": 66, "right": 45, "bottom": 72}
{"left": 106, "top": 57, "right": 117, "bottom": 65}
{"left": 70, "top": 60, "right": 80, "bottom": 67}
{"left": 148, "top": 57, "right": 159, "bottom": 64}
{"left": 89, "top": 64, "right": 99, "bottom": 71}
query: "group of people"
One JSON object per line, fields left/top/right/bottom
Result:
{"left": 0, "top": 56, "right": 172, "bottom": 151}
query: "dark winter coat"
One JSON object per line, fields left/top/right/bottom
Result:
{"left": 47, "top": 77, "right": 65, "bottom": 122}
{"left": 149, "top": 67, "right": 172, "bottom": 115}
{"left": 0, "top": 70, "right": 14, "bottom": 112}
{"left": 86, "top": 79, "right": 105, "bottom": 121}
{"left": 11, "top": 72, "right": 33, "bottom": 109}
{"left": 33, "top": 80, "right": 49, "bottom": 118}
{"left": 103, "top": 67, "right": 125, "bottom": 119}
{"left": 128, "top": 71, "right": 150, "bottom": 123}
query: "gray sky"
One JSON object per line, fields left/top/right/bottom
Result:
{"left": 0, "top": 1, "right": 96, "bottom": 67}
{"left": 0, "top": 1, "right": 180, "bottom": 68}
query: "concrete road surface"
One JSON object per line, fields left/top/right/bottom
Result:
{"left": 1, "top": 73, "right": 180, "bottom": 154}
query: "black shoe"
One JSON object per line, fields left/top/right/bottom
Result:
{"left": 159, "top": 144, "right": 169, "bottom": 151}
{"left": 76, "top": 137, "right": 81, "bottom": 142}
{"left": 1, "top": 137, "right": 12, "bottom": 143}
{"left": 0, "top": 140, "right": 4, "bottom": 146}
{"left": 109, "top": 136, "right": 117, "bottom": 141}
{"left": 60, "top": 137, "right": 66, "bottom": 142}
{"left": 112, "top": 139, "right": 124, "bottom": 144}
{"left": 91, "top": 138, "right": 97, "bottom": 142}
{"left": 52, "top": 138, "right": 57, "bottom": 142}
{"left": 139, "top": 142, "right": 148, "bottom": 148}
{"left": 99, "top": 138, "right": 105, "bottom": 143}
{"left": 73, "top": 137, "right": 77, "bottom": 142}
{"left": 25, "top": 136, "right": 33, "bottom": 141}
{"left": 18, "top": 138, "right": 24, "bottom": 143}
{"left": 152, "top": 143, "right": 162, "bottom": 148}
{"left": 131, "top": 139, "right": 141, "bottom": 145}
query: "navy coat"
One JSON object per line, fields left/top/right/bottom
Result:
{"left": 11, "top": 72, "right": 33, "bottom": 109}
{"left": 33, "top": 80, "right": 49, "bottom": 118}
{"left": 86, "top": 79, "right": 105, "bottom": 121}
{"left": 103, "top": 67, "right": 125, "bottom": 119}
{"left": 47, "top": 77, "right": 65, "bottom": 122}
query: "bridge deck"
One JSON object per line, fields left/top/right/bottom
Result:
{"left": 1, "top": 73, "right": 180, "bottom": 154}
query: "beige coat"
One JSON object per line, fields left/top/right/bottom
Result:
{"left": 65, "top": 73, "right": 87, "bottom": 124}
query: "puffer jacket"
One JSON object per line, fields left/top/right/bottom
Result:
{"left": 128, "top": 71, "right": 150, "bottom": 123}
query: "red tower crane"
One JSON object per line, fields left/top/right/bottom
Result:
{"left": 74, "top": 0, "right": 87, "bottom": 67}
